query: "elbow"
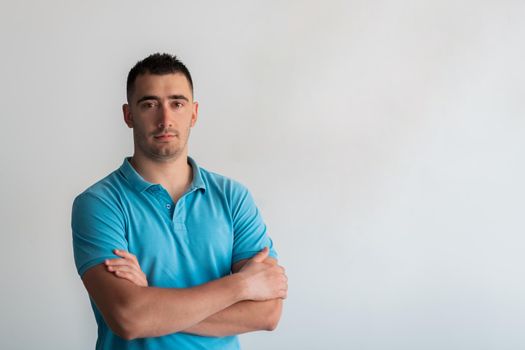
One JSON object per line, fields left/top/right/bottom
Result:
{"left": 105, "top": 302, "right": 145, "bottom": 340}
{"left": 112, "top": 321, "right": 140, "bottom": 341}
{"left": 264, "top": 312, "right": 280, "bottom": 331}
{"left": 264, "top": 319, "right": 279, "bottom": 332}
{"left": 119, "top": 330, "right": 141, "bottom": 341}
{"left": 111, "top": 325, "right": 136, "bottom": 341}
{"left": 263, "top": 300, "right": 283, "bottom": 331}
{"left": 107, "top": 314, "right": 140, "bottom": 340}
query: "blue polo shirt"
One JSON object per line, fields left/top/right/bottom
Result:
{"left": 72, "top": 157, "right": 277, "bottom": 350}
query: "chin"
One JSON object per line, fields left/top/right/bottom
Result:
{"left": 151, "top": 149, "right": 181, "bottom": 161}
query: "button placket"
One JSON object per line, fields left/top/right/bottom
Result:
{"left": 172, "top": 187, "right": 197, "bottom": 228}
{"left": 148, "top": 185, "right": 175, "bottom": 219}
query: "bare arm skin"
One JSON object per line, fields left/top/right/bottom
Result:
{"left": 105, "top": 249, "right": 286, "bottom": 337}
{"left": 83, "top": 248, "right": 287, "bottom": 340}
{"left": 182, "top": 257, "right": 284, "bottom": 337}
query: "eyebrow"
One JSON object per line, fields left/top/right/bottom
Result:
{"left": 136, "top": 94, "right": 190, "bottom": 105}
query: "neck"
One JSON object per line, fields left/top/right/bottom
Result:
{"left": 130, "top": 151, "right": 192, "bottom": 202}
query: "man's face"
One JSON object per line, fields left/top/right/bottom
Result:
{"left": 123, "top": 73, "right": 198, "bottom": 162}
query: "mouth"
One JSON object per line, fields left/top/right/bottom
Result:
{"left": 153, "top": 133, "right": 176, "bottom": 141}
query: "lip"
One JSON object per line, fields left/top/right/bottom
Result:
{"left": 153, "top": 134, "right": 175, "bottom": 141}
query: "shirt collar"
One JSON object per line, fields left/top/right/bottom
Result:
{"left": 187, "top": 156, "right": 206, "bottom": 192}
{"left": 119, "top": 156, "right": 206, "bottom": 193}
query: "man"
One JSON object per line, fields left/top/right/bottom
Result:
{"left": 72, "top": 53, "right": 287, "bottom": 350}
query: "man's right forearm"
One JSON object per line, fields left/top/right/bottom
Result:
{"left": 183, "top": 298, "right": 283, "bottom": 337}
{"left": 83, "top": 265, "right": 248, "bottom": 340}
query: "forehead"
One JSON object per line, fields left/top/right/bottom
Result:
{"left": 132, "top": 73, "right": 192, "bottom": 101}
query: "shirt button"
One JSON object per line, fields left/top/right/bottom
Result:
{"left": 166, "top": 204, "right": 171, "bottom": 209}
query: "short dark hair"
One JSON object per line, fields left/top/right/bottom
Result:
{"left": 126, "top": 53, "right": 194, "bottom": 102}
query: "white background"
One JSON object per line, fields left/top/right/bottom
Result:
{"left": 1, "top": 1, "right": 524, "bottom": 349}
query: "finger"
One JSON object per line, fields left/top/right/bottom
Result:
{"left": 108, "top": 264, "right": 145, "bottom": 278}
{"left": 251, "top": 247, "right": 269, "bottom": 263}
{"left": 107, "top": 265, "right": 136, "bottom": 274}
{"left": 114, "top": 249, "right": 137, "bottom": 262}
{"left": 263, "top": 258, "right": 277, "bottom": 266}
{"left": 105, "top": 258, "right": 138, "bottom": 267}
{"left": 112, "top": 268, "right": 148, "bottom": 287}
{"left": 114, "top": 270, "right": 141, "bottom": 285}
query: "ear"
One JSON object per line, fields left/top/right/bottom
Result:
{"left": 190, "top": 101, "right": 199, "bottom": 127}
{"left": 122, "top": 104, "right": 133, "bottom": 128}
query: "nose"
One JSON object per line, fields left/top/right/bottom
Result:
{"left": 158, "top": 103, "right": 173, "bottom": 129}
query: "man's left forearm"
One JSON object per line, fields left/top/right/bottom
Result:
{"left": 183, "top": 298, "right": 283, "bottom": 337}
{"left": 183, "top": 256, "right": 285, "bottom": 337}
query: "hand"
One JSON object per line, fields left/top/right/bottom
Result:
{"left": 238, "top": 247, "right": 288, "bottom": 301}
{"left": 104, "top": 249, "right": 148, "bottom": 287}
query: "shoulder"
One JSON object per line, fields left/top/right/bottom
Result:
{"left": 197, "top": 165, "right": 251, "bottom": 200}
{"left": 196, "top": 165, "right": 261, "bottom": 220}
{"left": 73, "top": 169, "right": 127, "bottom": 215}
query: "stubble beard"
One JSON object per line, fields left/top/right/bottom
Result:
{"left": 134, "top": 125, "right": 192, "bottom": 162}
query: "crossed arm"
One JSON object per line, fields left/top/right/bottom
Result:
{"left": 183, "top": 257, "right": 283, "bottom": 336}
{"left": 82, "top": 248, "right": 287, "bottom": 340}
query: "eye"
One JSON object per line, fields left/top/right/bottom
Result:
{"left": 172, "top": 101, "right": 184, "bottom": 109}
{"left": 141, "top": 101, "right": 158, "bottom": 110}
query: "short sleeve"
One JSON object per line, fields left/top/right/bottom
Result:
{"left": 230, "top": 184, "right": 277, "bottom": 264}
{"left": 71, "top": 192, "right": 128, "bottom": 277}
